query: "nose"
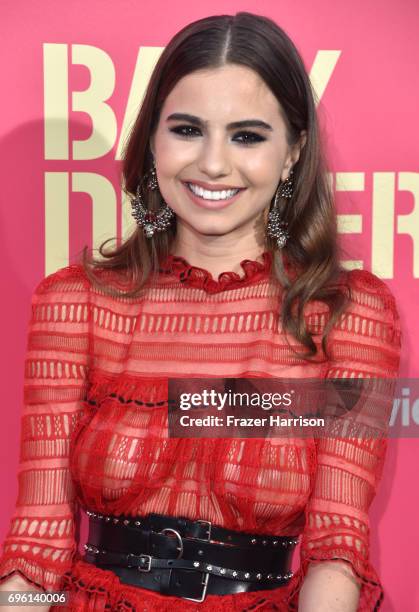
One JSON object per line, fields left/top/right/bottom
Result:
{"left": 197, "top": 135, "right": 232, "bottom": 178}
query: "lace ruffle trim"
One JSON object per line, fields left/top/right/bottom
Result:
{"left": 159, "top": 251, "right": 273, "bottom": 294}
{"left": 0, "top": 551, "right": 70, "bottom": 592}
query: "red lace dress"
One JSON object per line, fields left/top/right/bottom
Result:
{"left": 0, "top": 252, "right": 401, "bottom": 611}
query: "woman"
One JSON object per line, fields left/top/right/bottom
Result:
{"left": 0, "top": 12, "right": 401, "bottom": 612}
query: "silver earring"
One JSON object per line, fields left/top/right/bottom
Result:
{"left": 130, "top": 158, "right": 175, "bottom": 238}
{"left": 278, "top": 168, "right": 294, "bottom": 199}
{"left": 146, "top": 158, "right": 158, "bottom": 190}
{"left": 266, "top": 170, "right": 294, "bottom": 249}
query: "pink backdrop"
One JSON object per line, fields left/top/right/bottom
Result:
{"left": 1, "top": 1, "right": 418, "bottom": 609}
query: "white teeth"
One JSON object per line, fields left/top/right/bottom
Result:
{"left": 187, "top": 183, "right": 240, "bottom": 200}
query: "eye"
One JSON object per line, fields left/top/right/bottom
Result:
{"left": 169, "top": 125, "right": 201, "bottom": 137}
{"left": 233, "top": 131, "right": 266, "bottom": 146}
{"left": 168, "top": 125, "right": 266, "bottom": 146}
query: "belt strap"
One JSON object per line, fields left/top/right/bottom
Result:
{"left": 83, "top": 510, "right": 298, "bottom": 602}
{"left": 85, "top": 510, "right": 298, "bottom": 549}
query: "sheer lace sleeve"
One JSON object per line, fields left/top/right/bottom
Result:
{"left": 287, "top": 269, "right": 402, "bottom": 611}
{"left": 0, "top": 265, "right": 91, "bottom": 592}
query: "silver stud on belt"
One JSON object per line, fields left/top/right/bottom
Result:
{"left": 86, "top": 510, "right": 142, "bottom": 526}
{"left": 84, "top": 544, "right": 106, "bottom": 555}
{"left": 250, "top": 536, "right": 299, "bottom": 547}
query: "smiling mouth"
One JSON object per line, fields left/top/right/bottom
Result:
{"left": 184, "top": 182, "right": 244, "bottom": 201}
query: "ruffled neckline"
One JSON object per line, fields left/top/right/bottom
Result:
{"left": 159, "top": 250, "right": 273, "bottom": 294}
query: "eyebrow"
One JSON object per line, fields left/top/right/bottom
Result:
{"left": 165, "top": 113, "right": 273, "bottom": 131}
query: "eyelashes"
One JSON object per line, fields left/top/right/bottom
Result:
{"left": 168, "top": 125, "right": 267, "bottom": 146}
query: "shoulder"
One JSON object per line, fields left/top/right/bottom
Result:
{"left": 305, "top": 268, "right": 402, "bottom": 347}
{"left": 33, "top": 263, "right": 139, "bottom": 307}
{"left": 344, "top": 268, "right": 398, "bottom": 310}
{"left": 305, "top": 268, "right": 399, "bottom": 320}
{"left": 342, "top": 268, "right": 401, "bottom": 332}
{"left": 32, "top": 263, "right": 91, "bottom": 301}
{"left": 329, "top": 268, "right": 402, "bottom": 350}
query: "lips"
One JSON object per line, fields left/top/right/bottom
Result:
{"left": 183, "top": 180, "right": 244, "bottom": 191}
{"left": 185, "top": 182, "right": 240, "bottom": 199}
{"left": 181, "top": 180, "right": 245, "bottom": 210}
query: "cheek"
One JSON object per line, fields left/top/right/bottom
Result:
{"left": 155, "top": 131, "right": 195, "bottom": 173}
{"left": 237, "top": 149, "right": 282, "bottom": 185}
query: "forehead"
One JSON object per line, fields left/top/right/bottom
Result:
{"left": 162, "top": 64, "right": 283, "bottom": 123}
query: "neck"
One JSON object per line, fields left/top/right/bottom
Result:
{"left": 170, "top": 228, "right": 267, "bottom": 278}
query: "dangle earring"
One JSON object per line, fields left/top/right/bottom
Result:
{"left": 130, "top": 158, "right": 175, "bottom": 238}
{"left": 266, "top": 169, "right": 294, "bottom": 249}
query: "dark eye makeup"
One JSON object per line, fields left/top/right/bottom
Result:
{"left": 168, "top": 125, "right": 266, "bottom": 146}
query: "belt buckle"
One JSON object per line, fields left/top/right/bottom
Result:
{"left": 159, "top": 524, "right": 211, "bottom": 601}
{"left": 159, "top": 528, "right": 184, "bottom": 558}
{"left": 181, "top": 518, "right": 211, "bottom": 601}
{"left": 182, "top": 570, "right": 210, "bottom": 603}
{"left": 195, "top": 519, "right": 212, "bottom": 541}
{"left": 136, "top": 554, "right": 152, "bottom": 572}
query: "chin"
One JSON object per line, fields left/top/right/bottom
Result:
{"left": 188, "top": 223, "right": 238, "bottom": 237}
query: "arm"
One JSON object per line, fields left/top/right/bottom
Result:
{"left": 0, "top": 265, "right": 91, "bottom": 599}
{"left": 0, "top": 573, "right": 50, "bottom": 612}
{"left": 287, "top": 269, "right": 402, "bottom": 611}
{"left": 299, "top": 560, "right": 360, "bottom": 611}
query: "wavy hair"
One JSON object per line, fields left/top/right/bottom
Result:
{"left": 80, "top": 11, "right": 351, "bottom": 361}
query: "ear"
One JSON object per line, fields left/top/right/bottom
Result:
{"left": 149, "top": 133, "right": 156, "bottom": 158}
{"left": 281, "top": 130, "right": 307, "bottom": 180}
{"left": 299, "top": 130, "right": 307, "bottom": 151}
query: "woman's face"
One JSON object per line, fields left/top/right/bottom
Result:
{"left": 150, "top": 64, "right": 306, "bottom": 249}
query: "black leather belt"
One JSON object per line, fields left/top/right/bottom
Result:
{"left": 82, "top": 510, "right": 298, "bottom": 602}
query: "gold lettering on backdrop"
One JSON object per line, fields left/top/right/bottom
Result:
{"left": 72, "top": 172, "right": 117, "bottom": 249}
{"left": 309, "top": 50, "right": 342, "bottom": 104}
{"left": 43, "top": 44, "right": 69, "bottom": 159}
{"left": 71, "top": 44, "right": 117, "bottom": 159}
{"left": 44, "top": 172, "right": 118, "bottom": 275}
{"left": 336, "top": 172, "right": 365, "bottom": 270}
{"left": 45, "top": 172, "right": 69, "bottom": 273}
{"left": 397, "top": 172, "right": 419, "bottom": 278}
{"left": 372, "top": 173, "right": 396, "bottom": 278}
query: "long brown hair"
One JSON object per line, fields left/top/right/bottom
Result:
{"left": 80, "top": 11, "right": 351, "bottom": 361}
